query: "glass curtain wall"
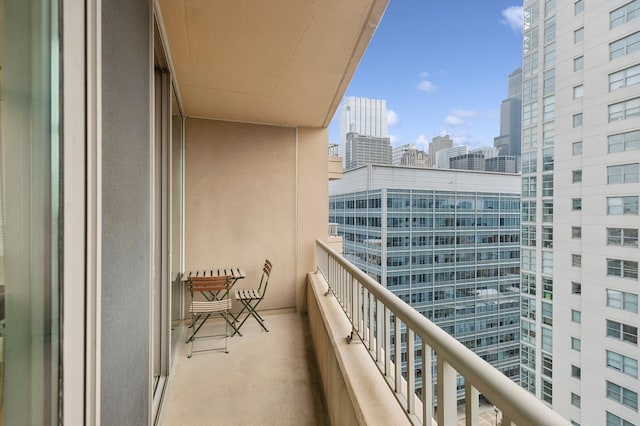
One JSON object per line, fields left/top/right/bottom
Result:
{"left": 1, "top": 0, "right": 61, "bottom": 423}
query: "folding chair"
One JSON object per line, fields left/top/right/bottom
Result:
{"left": 187, "top": 275, "right": 234, "bottom": 357}
{"left": 233, "top": 260, "right": 272, "bottom": 336}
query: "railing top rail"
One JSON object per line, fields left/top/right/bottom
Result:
{"left": 316, "top": 239, "right": 568, "bottom": 426}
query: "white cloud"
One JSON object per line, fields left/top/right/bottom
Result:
{"left": 419, "top": 71, "right": 429, "bottom": 78}
{"left": 417, "top": 79, "right": 436, "bottom": 92}
{"left": 389, "top": 134, "right": 399, "bottom": 145}
{"left": 451, "top": 109, "right": 478, "bottom": 118}
{"left": 387, "top": 109, "right": 400, "bottom": 126}
{"left": 501, "top": 6, "right": 523, "bottom": 32}
{"left": 445, "top": 115, "right": 465, "bottom": 126}
{"left": 415, "top": 134, "right": 429, "bottom": 151}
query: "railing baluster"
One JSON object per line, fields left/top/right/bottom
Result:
{"left": 407, "top": 328, "right": 415, "bottom": 415}
{"left": 394, "top": 317, "right": 401, "bottom": 392}
{"left": 384, "top": 307, "right": 391, "bottom": 377}
{"left": 437, "top": 358, "right": 456, "bottom": 426}
{"left": 368, "top": 291, "right": 374, "bottom": 349}
{"left": 465, "top": 384, "right": 479, "bottom": 426}
{"left": 422, "top": 343, "right": 433, "bottom": 426}
{"left": 376, "top": 299, "right": 383, "bottom": 362}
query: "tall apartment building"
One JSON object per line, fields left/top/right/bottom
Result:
{"left": 329, "top": 165, "right": 521, "bottom": 398}
{"left": 344, "top": 132, "right": 392, "bottom": 170}
{"left": 340, "top": 97, "right": 388, "bottom": 163}
{"left": 429, "top": 134, "right": 454, "bottom": 158}
{"left": 436, "top": 145, "right": 468, "bottom": 169}
{"left": 520, "top": 1, "right": 640, "bottom": 425}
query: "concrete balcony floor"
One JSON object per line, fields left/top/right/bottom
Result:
{"left": 162, "top": 310, "right": 329, "bottom": 425}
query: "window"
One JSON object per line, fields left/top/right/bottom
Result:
{"left": 571, "top": 392, "right": 581, "bottom": 408}
{"left": 609, "top": 64, "right": 640, "bottom": 91}
{"left": 524, "top": 3, "right": 540, "bottom": 31}
{"left": 544, "top": 42, "right": 555, "bottom": 68}
{"left": 607, "top": 350, "right": 638, "bottom": 378}
{"left": 571, "top": 365, "right": 581, "bottom": 378}
{"left": 544, "top": 17, "right": 556, "bottom": 43}
{"left": 523, "top": 127, "right": 538, "bottom": 150}
{"left": 542, "top": 200, "right": 553, "bottom": 222}
{"left": 542, "top": 174, "right": 553, "bottom": 197}
{"left": 524, "top": 28, "right": 539, "bottom": 55}
{"left": 544, "top": 0, "right": 555, "bottom": 16}
{"left": 542, "top": 148, "right": 554, "bottom": 172}
{"left": 608, "top": 163, "right": 639, "bottom": 184}
{"left": 609, "top": 98, "right": 640, "bottom": 122}
{"left": 542, "top": 302, "right": 553, "bottom": 326}
{"left": 522, "top": 151, "right": 537, "bottom": 174}
{"left": 543, "top": 96, "right": 555, "bottom": 120}
{"left": 607, "top": 228, "right": 639, "bottom": 247}
{"left": 573, "top": 85, "right": 583, "bottom": 99}
{"left": 523, "top": 51, "right": 539, "bottom": 78}
{"left": 522, "top": 200, "right": 537, "bottom": 222}
{"left": 541, "top": 378, "right": 553, "bottom": 404}
{"left": 571, "top": 281, "right": 581, "bottom": 294}
{"left": 543, "top": 122, "right": 554, "bottom": 146}
{"left": 542, "top": 227, "right": 553, "bottom": 248}
{"left": 608, "top": 381, "right": 639, "bottom": 411}
{"left": 607, "top": 258, "right": 638, "bottom": 279}
{"left": 543, "top": 70, "right": 555, "bottom": 95}
{"left": 542, "top": 328, "right": 552, "bottom": 354}
{"left": 610, "top": 32, "right": 640, "bottom": 60}
{"left": 573, "top": 113, "right": 583, "bottom": 127}
{"left": 572, "top": 226, "right": 582, "bottom": 239}
{"left": 574, "top": 56, "right": 584, "bottom": 71}
{"left": 572, "top": 198, "right": 582, "bottom": 211}
{"left": 607, "top": 289, "right": 638, "bottom": 313}
{"left": 573, "top": 141, "right": 583, "bottom": 155}
{"left": 609, "top": 130, "right": 640, "bottom": 153}
{"left": 522, "top": 224, "right": 536, "bottom": 247}
{"left": 523, "top": 77, "right": 538, "bottom": 103}
{"left": 606, "top": 411, "right": 637, "bottom": 426}
{"left": 574, "top": 0, "right": 584, "bottom": 14}
{"left": 572, "top": 309, "right": 581, "bottom": 323}
{"left": 572, "top": 170, "right": 582, "bottom": 183}
{"left": 574, "top": 27, "right": 584, "bottom": 43}
{"left": 542, "top": 353, "right": 553, "bottom": 377}
{"left": 523, "top": 102, "right": 538, "bottom": 126}
{"left": 522, "top": 176, "right": 537, "bottom": 198}
{"left": 522, "top": 249, "right": 536, "bottom": 272}
{"left": 572, "top": 254, "right": 582, "bottom": 267}
{"left": 542, "top": 277, "right": 553, "bottom": 299}
{"left": 571, "top": 337, "right": 581, "bottom": 351}
{"left": 607, "top": 319, "right": 638, "bottom": 345}
{"left": 611, "top": 0, "right": 640, "bottom": 29}
{"left": 608, "top": 196, "right": 639, "bottom": 215}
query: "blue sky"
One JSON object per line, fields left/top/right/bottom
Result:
{"left": 329, "top": 1, "right": 524, "bottom": 152}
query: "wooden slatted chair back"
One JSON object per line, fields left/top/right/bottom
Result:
{"left": 189, "top": 275, "right": 231, "bottom": 293}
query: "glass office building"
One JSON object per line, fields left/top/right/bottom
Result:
{"left": 329, "top": 165, "right": 521, "bottom": 397}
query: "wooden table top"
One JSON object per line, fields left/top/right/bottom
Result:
{"left": 182, "top": 268, "right": 246, "bottom": 281}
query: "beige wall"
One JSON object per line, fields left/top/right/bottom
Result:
{"left": 185, "top": 118, "right": 328, "bottom": 311}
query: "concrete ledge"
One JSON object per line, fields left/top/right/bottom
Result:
{"left": 307, "top": 272, "right": 411, "bottom": 425}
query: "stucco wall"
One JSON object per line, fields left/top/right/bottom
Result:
{"left": 185, "top": 118, "right": 327, "bottom": 311}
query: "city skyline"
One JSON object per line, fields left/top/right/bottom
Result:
{"left": 328, "top": 1, "right": 524, "bottom": 151}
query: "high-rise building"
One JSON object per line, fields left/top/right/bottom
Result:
{"left": 329, "top": 165, "right": 522, "bottom": 398}
{"left": 450, "top": 152, "right": 486, "bottom": 171}
{"left": 520, "top": 2, "right": 640, "bottom": 425}
{"left": 429, "top": 134, "right": 454, "bottom": 159}
{"left": 494, "top": 68, "right": 522, "bottom": 158}
{"left": 485, "top": 156, "right": 517, "bottom": 174}
{"left": 392, "top": 143, "right": 416, "bottom": 165}
{"left": 435, "top": 145, "right": 468, "bottom": 169}
{"left": 344, "top": 132, "right": 392, "bottom": 170}
{"left": 400, "top": 148, "right": 431, "bottom": 168}
{"left": 340, "top": 97, "right": 388, "bottom": 163}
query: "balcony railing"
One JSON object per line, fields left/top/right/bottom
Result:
{"left": 315, "top": 239, "right": 568, "bottom": 426}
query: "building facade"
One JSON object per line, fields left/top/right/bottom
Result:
{"left": 429, "top": 134, "right": 454, "bottom": 159}
{"left": 494, "top": 68, "right": 523, "bottom": 158}
{"left": 393, "top": 143, "right": 416, "bottom": 165}
{"left": 450, "top": 152, "right": 486, "bottom": 171}
{"left": 400, "top": 148, "right": 432, "bottom": 168}
{"left": 344, "top": 132, "right": 393, "bottom": 170}
{"left": 329, "top": 165, "right": 521, "bottom": 398}
{"left": 520, "top": 1, "right": 640, "bottom": 425}
{"left": 486, "top": 156, "right": 517, "bottom": 174}
{"left": 435, "top": 145, "right": 468, "bottom": 169}
{"left": 340, "top": 97, "right": 388, "bottom": 163}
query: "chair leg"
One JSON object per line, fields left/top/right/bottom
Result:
{"left": 234, "top": 298, "right": 269, "bottom": 334}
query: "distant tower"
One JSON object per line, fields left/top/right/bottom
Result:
{"left": 429, "top": 134, "right": 453, "bottom": 159}
{"left": 493, "top": 68, "right": 522, "bottom": 159}
{"left": 339, "top": 97, "right": 388, "bottom": 165}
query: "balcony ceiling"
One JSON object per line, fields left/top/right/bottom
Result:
{"left": 157, "top": 0, "right": 388, "bottom": 128}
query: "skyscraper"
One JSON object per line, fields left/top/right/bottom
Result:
{"left": 340, "top": 97, "right": 388, "bottom": 161}
{"left": 521, "top": 2, "right": 640, "bottom": 425}
{"left": 494, "top": 68, "right": 522, "bottom": 158}
{"left": 329, "top": 165, "right": 521, "bottom": 399}
{"left": 429, "top": 134, "right": 454, "bottom": 159}
{"left": 344, "top": 132, "right": 392, "bottom": 170}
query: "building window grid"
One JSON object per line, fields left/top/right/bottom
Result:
{"left": 573, "top": 141, "right": 583, "bottom": 155}
{"left": 609, "top": 131, "right": 640, "bottom": 153}
{"left": 574, "top": 27, "right": 584, "bottom": 43}
{"left": 571, "top": 392, "right": 581, "bottom": 408}
{"left": 573, "top": 85, "right": 583, "bottom": 99}
{"left": 574, "top": 0, "right": 584, "bottom": 15}
{"left": 610, "top": 64, "right": 640, "bottom": 92}
{"left": 574, "top": 56, "right": 584, "bottom": 71}
{"left": 544, "top": 42, "right": 555, "bottom": 69}
{"left": 607, "top": 319, "right": 638, "bottom": 345}
{"left": 607, "top": 258, "right": 639, "bottom": 280}
{"left": 572, "top": 281, "right": 582, "bottom": 294}
{"left": 608, "top": 163, "right": 640, "bottom": 184}
{"left": 571, "top": 364, "right": 581, "bottom": 378}
{"left": 572, "top": 254, "right": 582, "bottom": 267}
{"left": 572, "top": 169, "right": 582, "bottom": 183}
{"left": 610, "top": 0, "right": 640, "bottom": 29}
{"left": 607, "top": 380, "right": 639, "bottom": 412}
{"left": 609, "top": 98, "right": 640, "bottom": 122}
{"left": 607, "top": 228, "right": 639, "bottom": 247}
{"left": 608, "top": 196, "right": 639, "bottom": 215}
{"left": 572, "top": 309, "right": 581, "bottom": 323}
{"left": 573, "top": 113, "right": 583, "bottom": 128}
{"left": 610, "top": 31, "right": 640, "bottom": 60}
{"left": 572, "top": 337, "right": 581, "bottom": 351}
{"left": 607, "top": 350, "right": 638, "bottom": 378}
{"left": 607, "top": 289, "right": 639, "bottom": 313}
{"left": 606, "top": 410, "right": 637, "bottom": 426}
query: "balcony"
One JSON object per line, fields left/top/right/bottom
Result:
{"left": 329, "top": 144, "right": 343, "bottom": 181}
{"left": 162, "top": 241, "right": 568, "bottom": 426}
